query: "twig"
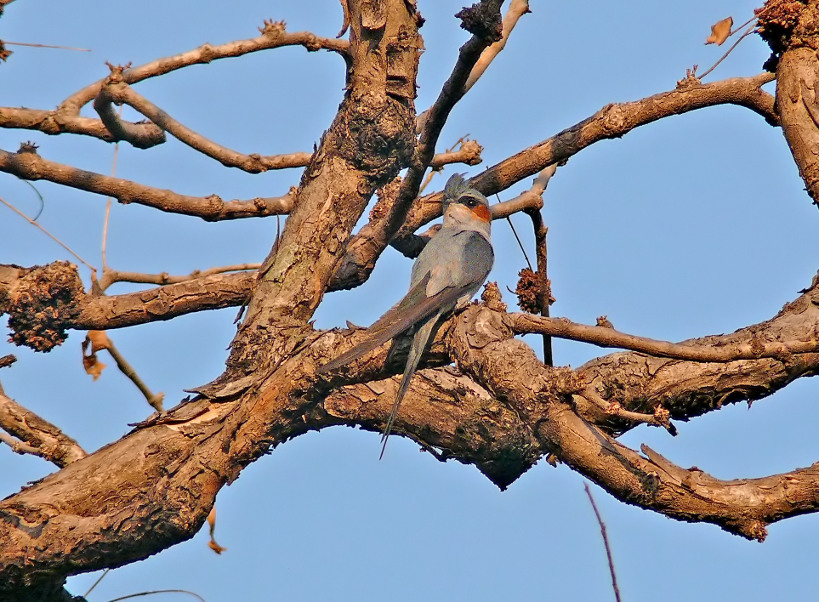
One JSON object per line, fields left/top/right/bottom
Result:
{"left": 504, "top": 213, "right": 532, "bottom": 271}
{"left": 580, "top": 388, "right": 675, "bottom": 433}
{"left": 583, "top": 483, "right": 622, "bottom": 602}
{"left": 0, "top": 147, "right": 296, "bottom": 221}
{"left": 428, "top": 139, "right": 483, "bottom": 169}
{"left": 105, "top": 590, "right": 206, "bottom": 602}
{"left": 0, "top": 432, "right": 39, "bottom": 456}
{"left": 84, "top": 569, "right": 111, "bottom": 597}
{"left": 98, "top": 263, "right": 260, "bottom": 291}
{"left": 0, "top": 354, "right": 16, "bottom": 369}
{"left": 0, "top": 195, "right": 97, "bottom": 273}
{"left": 102, "top": 338, "right": 164, "bottom": 412}
{"left": 0, "top": 390, "right": 87, "bottom": 467}
{"left": 509, "top": 313, "right": 819, "bottom": 362}
{"left": 697, "top": 21, "right": 758, "bottom": 80}
{"left": 524, "top": 166, "right": 556, "bottom": 365}
{"left": 101, "top": 106, "right": 123, "bottom": 270}
{"left": 3, "top": 41, "right": 91, "bottom": 52}
{"left": 420, "top": 136, "right": 480, "bottom": 193}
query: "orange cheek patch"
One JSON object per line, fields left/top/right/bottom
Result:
{"left": 471, "top": 204, "right": 491, "bottom": 222}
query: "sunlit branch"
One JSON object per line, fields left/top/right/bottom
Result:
{"left": 0, "top": 106, "right": 166, "bottom": 145}
{"left": 0, "top": 146, "right": 296, "bottom": 221}
{"left": 0, "top": 389, "right": 87, "bottom": 467}
{"left": 509, "top": 311, "right": 819, "bottom": 362}
{"left": 98, "top": 263, "right": 260, "bottom": 292}
{"left": 94, "top": 79, "right": 311, "bottom": 170}
{"left": 334, "top": 1, "right": 503, "bottom": 292}
{"left": 60, "top": 21, "right": 349, "bottom": 113}
{"left": 463, "top": 0, "right": 530, "bottom": 93}
{"left": 400, "top": 73, "right": 778, "bottom": 235}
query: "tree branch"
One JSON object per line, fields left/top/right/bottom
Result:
{"left": 1, "top": 263, "right": 254, "bottom": 341}
{"left": 330, "top": 1, "right": 503, "bottom": 291}
{"left": 399, "top": 73, "right": 778, "bottom": 236}
{"left": 447, "top": 303, "right": 819, "bottom": 540}
{"left": 1, "top": 266, "right": 817, "bottom": 594}
{"left": 463, "top": 0, "right": 530, "bottom": 93}
{"left": 0, "top": 389, "right": 86, "bottom": 467}
{"left": 94, "top": 78, "right": 312, "bottom": 169}
{"left": 0, "top": 146, "right": 296, "bottom": 221}
{"left": 0, "top": 106, "right": 166, "bottom": 145}
{"left": 509, "top": 309, "right": 819, "bottom": 362}
{"left": 97, "top": 263, "right": 260, "bottom": 292}
{"left": 59, "top": 21, "right": 349, "bottom": 114}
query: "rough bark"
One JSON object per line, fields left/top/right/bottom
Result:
{"left": 3, "top": 0, "right": 819, "bottom": 599}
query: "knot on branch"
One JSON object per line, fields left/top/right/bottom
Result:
{"left": 6, "top": 262, "right": 84, "bottom": 352}
{"left": 333, "top": 94, "right": 416, "bottom": 181}
{"left": 17, "top": 141, "right": 39, "bottom": 155}
{"left": 0, "top": 40, "right": 11, "bottom": 62}
{"left": 259, "top": 19, "right": 287, "bottom": 37}
{"left": 104, "top": 61, "right": 132, "bottom": 84}
{"left": 757, "top": 1, "right": 809, "bottom": 70}
{"left": 456, "top": 1, "right": 504, "bottom": 42}
{"left": 514, "top": 268, "right": 553, "bottom": 314}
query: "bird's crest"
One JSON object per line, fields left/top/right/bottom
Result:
{"left": 443, "top": 173, "right": 490, "bottom": 215}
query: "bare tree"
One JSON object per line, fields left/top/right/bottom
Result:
{"left": 1, "top": 1, "right": 818, "bottom": 599}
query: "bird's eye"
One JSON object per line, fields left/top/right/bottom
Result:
{"left": 462, "top": 198, "right": 478, "bottom": 207}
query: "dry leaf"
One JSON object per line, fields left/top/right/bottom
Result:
{"left": 82, "top": 353, "right": 106, "bottom": 381}
{"left": 82, "top": 332, "right": 109, "bottom": 380}
{"left": 706, "top": 17, "right": 733, "bottom": 45}
{"left": 207, "top": 507, "right": 227, "bottom": 554}
{"left": 87, "top": 330, "right": 111, "bottom": 352}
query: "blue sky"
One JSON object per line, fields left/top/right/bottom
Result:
{"left": 2, "top": 1, "right": 819, "bottom": 600}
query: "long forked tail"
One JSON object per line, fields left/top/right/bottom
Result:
{"left": 379, "top": 319, "right": 437, "bottom": 459}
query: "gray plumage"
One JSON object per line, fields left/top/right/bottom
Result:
{"left": 319, "top": 174, "right": 494, "bottom": 457}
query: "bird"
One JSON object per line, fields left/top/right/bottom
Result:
{"left": 319, "top": 173, "right": 494, "bottom": 458}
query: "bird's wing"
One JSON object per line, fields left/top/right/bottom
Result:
{"left": 425, "top": 229, "right": 494, "bottom": 296}
{"left": 317, "top": 275, "right": 471, "bottom": 374}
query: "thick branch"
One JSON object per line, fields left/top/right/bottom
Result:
{"left": 1, "top": 270, "right": 817, "bottom": 594}
{"left": 0, "top": 106, "right": 166, "bottom": 145}
{"left": 448, "top": 303, "right": 819, "bottom": 539}
{"left": 777, "top": 48, "right": 819, "bottom": 208}
{"left": 1, "top": 263, "right": 253, "bottom": 339}
{"left": 237, "top": 0, "right": 420, "bottom": 340}
{"left": 332, "top": 2, "right": 502, "bottom": 290}
{"left": 0, "top": 146, "right": 295, "bottom": 221}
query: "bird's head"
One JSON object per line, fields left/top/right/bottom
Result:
{"left": 442, "top": 174, "right": 491, "bottom": 231}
